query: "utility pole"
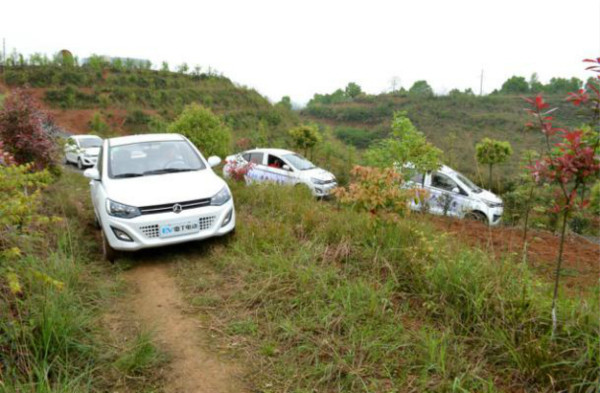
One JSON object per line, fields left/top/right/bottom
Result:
{"left": 479, "top": 69, "right": 484, "bottom": 96}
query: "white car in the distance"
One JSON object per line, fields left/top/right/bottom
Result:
{"left": 406, "top": 164, "right": 504, "bottom": 225}
{"left": 223, "top": 148, "right": 337, "bottom": 197}
{"left": 64, "top": 134, "right": 103, "bottom": 169}
{"left": 84, "top": 133, "right": 235, "bottom": 262}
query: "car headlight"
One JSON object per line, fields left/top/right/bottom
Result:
{"left": 106, "top": 199, "right": 141, "bottom": 219}
{"left": 311, "top": 178, "right": 326, "bottom": 185}
{"left": 482, "top": 199, "right": 503, "bottom": 208}
{"left": 211, "top": 187, "right": 231, "bottom": 206}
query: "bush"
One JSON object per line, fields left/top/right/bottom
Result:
{"left": 168, "top": 103, "right": 232, "bottom": 158}
{"left": 0, "top": 90, "right": 56, "bottom": 169}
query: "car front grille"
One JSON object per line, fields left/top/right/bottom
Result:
{"left": 139, "top": 198, "right": 211, "bottom": 215}
{"left": 138, "top": 216, "right": 216, "bottom": 239}
{"left": 139, "top": 224, "right": 160, "bottom": 238}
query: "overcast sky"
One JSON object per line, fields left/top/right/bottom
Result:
{"left": 2, "top": 0, "right": 599, "bottom": 105}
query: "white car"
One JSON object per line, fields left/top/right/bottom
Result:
{"left": 223, "top": 148, "right": 337, "bottom": 196}
{"left": 64, "top": 135, "right": 103, "bottom": 169}
{"left": 406, "top": 165, "right": 503, "bottom": 225}
{"left": 83, "top": 133, "right": 235, "bottom": 262}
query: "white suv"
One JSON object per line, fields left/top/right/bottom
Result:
{"left": 64, "top": 135, "right": 103, "bottom": 169}
{"left": 223, "top": 148, "right": 337, "bottom": 197}
{"left": 84, "top": 133, "right": 235, "bottom": 262}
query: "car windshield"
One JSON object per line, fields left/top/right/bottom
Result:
{"left": 109, "top": 140, "right": 206, "bottom": 179}
{"left": 79, "top": 137, "right": 103, "bottom": 148}
{"left": 455, "top": 172, "right": 482, "bottom": 193}
{"left": 283, "top": 153, "right": 316, "bottom": 170}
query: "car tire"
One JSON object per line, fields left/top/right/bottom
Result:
{"left": 466, "top": 211, "right": 488, "bottom": 224}
{"left": 64, "top": 155, "right": 70, "bottom": 165}
{"left": 77, "top": 158, "right": 84, "bottom": 170}
{"left": 101, "top": 229, "right": 118, "bottom": 264}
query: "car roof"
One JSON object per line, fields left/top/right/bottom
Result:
{"left": 244, "top": 148, "right": 296, "bottom": 156}
{"left": 108, "top": 133, "right": 185, "bottom": 147}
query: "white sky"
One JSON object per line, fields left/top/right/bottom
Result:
{"left": 2, "top": 0, "right": 599, "bottom": 105}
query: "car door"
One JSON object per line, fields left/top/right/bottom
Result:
{"left": 260, "top": 154, "right": 295, "bottom": 185}
{"left": 65, "top": 137, "right": 77, "bottom": 162}
{"left": 426, "top": 171, "right": 468, "bottom": 217}
{"left": 242, "top": 152, "right": 265, "bottom": 183}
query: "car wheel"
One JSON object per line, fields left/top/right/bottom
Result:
{"left": 101, "top": 229, "right": 118, "bottom": 263}
{"left": 94, "top": 214, "right": 101, "bottom": 230}
{"left": 64, "top": 155, "right": 70, "bottom": 165}
{"left": 77, "top": 158, "right": 84, "bottom": 170}
{"left": 466, "top": 211, "right": 488, "bottom": 224}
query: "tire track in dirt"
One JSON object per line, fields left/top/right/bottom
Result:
{"left": 123, "top": 261, "right": 246, "bottom": 393}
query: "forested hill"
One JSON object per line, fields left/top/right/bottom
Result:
{"left": 301, "top": 82, "right": 588, "bottom": 180}
{"left": 0, "top": 60, "right": 299, "bottom": 146}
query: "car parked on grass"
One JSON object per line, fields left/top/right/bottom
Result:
{"left": 406, "top": 165, "right": 503, "bottom": 225}
{"left": 64, "top": 135, "right": 103, "bottom": 169}
{"left": 84, "top": 133, "right": 235, "bottom": 262}
{"left": 223, "top": 148, "right": 337, "bottom": 197}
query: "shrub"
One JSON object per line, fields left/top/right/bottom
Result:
{"left": 475, "top": 137, "right": 513, "bottom": 188}
{"left": 288, "top": 125, "right": 322, "bottom": 158}
{"left": 0, "top": 90, "right": 56, "bottom": 169}
{"left": 168, "top": 103, "right": 232, "bottom": 158}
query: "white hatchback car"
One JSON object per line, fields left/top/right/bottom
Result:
{"left": 64, "top": 135, "right": 103, "bottom": 169}
{"left": 223, "top": 148, "right": 337, "bottom": 196}
{"left": 406, "top": 165, "right": 503, "bottom": 225}
{"left": 84, "top": 133, "right": 235, "bottom": 262}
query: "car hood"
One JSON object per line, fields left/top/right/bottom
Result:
{"left": 302, "top": 167, "right": 336, "bottom": 181}
{"left": 477, "top": 189, "right": 502, "bottom": 204}
{"left": 83, "top": 147, "right": 101, "bottom": 156}
{"left": 105, "top": 170, "right": 225, "bottom": 207}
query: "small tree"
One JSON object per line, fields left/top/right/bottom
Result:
{"left": 475, "top": 138, "right": 512, "bottom": 188}
{"left": 525, "top": 57, "right": 600, "bottom": 337}
{"left": 364, "top": 112, "right": 442, "bottom": 177}
{"left": 168, "top": 104, "right": 232, "bottom": 158}
{"left": 408, "top": 80, "right": 434, "bottom": 97}
{"left": 344, "top": 82, "right": 362, "bottom": 99}
{"left": 0, "top": 90, "right": 55, "bottom": 169}
{"left": 500, "top": 76, "right": 529, "bottom": 94}
{"left": 288, "top": 125, "right": 322, "bottom": 158}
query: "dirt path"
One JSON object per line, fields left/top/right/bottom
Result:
{"left": 123, "top": 261, "right": 246, "bottom": 393}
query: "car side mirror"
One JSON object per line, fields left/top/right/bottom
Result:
{"left": 452, "top": 187, "right": 460, "bottom": 194}
{"left": 208, "top": 156, "right": 221, "bottom": 168}
{"left": 282, "top": 164, "right": 291, "bottom": 171}
{"left": 84, "top": 168, "right": 101, "bottom": 180}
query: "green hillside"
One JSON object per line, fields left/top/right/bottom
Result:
{"left": 1, "top": 62, "right": 299, "bottom": 145}
{"left": 302, "top": 91, "right": 586, "bottom": 183}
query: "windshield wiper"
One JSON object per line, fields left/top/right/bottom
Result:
{"left": 143, "top": 168, "right": 194, "bottom": 175}
{"left": 113, "top": 173, "right": 144, "bottom": 178}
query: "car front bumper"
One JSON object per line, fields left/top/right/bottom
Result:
{"left": 312, "top": 182, "right": 338, "bottom": 197}
{"left": 101, "top": 200, "right": 235, "bottom": 251}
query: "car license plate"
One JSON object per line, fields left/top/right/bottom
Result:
{"left": 159, "top": 221, "right": 200, "bottom": 238}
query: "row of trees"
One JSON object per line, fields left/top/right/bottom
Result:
{"left": 1, "top": 49, "right": 213, "bottom": 77}
{"left": 307, "top": 74, "right": 592, "bottom": 106}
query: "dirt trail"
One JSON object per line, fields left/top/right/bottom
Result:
{"left": 123, "top": 261, "right": 246, "bottom": 393}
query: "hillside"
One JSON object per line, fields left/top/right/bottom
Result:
{"left": 302, "top": 92, "right": 586, "bottom": 182}
{"left": 0, "top": 64, "right": 299, "bottom": 146}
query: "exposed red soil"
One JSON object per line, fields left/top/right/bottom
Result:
{"left": 433, "top": 216, "right": 600, "bottom": 291}
{"left": 46, "top": 108, "right": 129, "bottom": 134}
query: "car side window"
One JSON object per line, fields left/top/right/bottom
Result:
{"left": 66, "top": 138, "right": 75, "bottom": 148}
{"left": 249, "top": 152, "right": 264, "bottom": 165}
{"left": 431, "top": 172, "right": 458, "bottom": 192}
{"left": 242, "top": 153, "right": 251, "bottom": 162}
{"left": 267, "top": 155, "right": 286, "bottom": 169}
{"left": 411, "top": 172, "right": 424, "bottom": 185}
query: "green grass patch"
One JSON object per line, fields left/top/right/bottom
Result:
{"left": 174, "top": 181, "right": 599, "bottom": 392}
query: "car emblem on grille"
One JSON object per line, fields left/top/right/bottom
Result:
{"left": 172, "top": 204, "right": 183, "bottom": 214}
